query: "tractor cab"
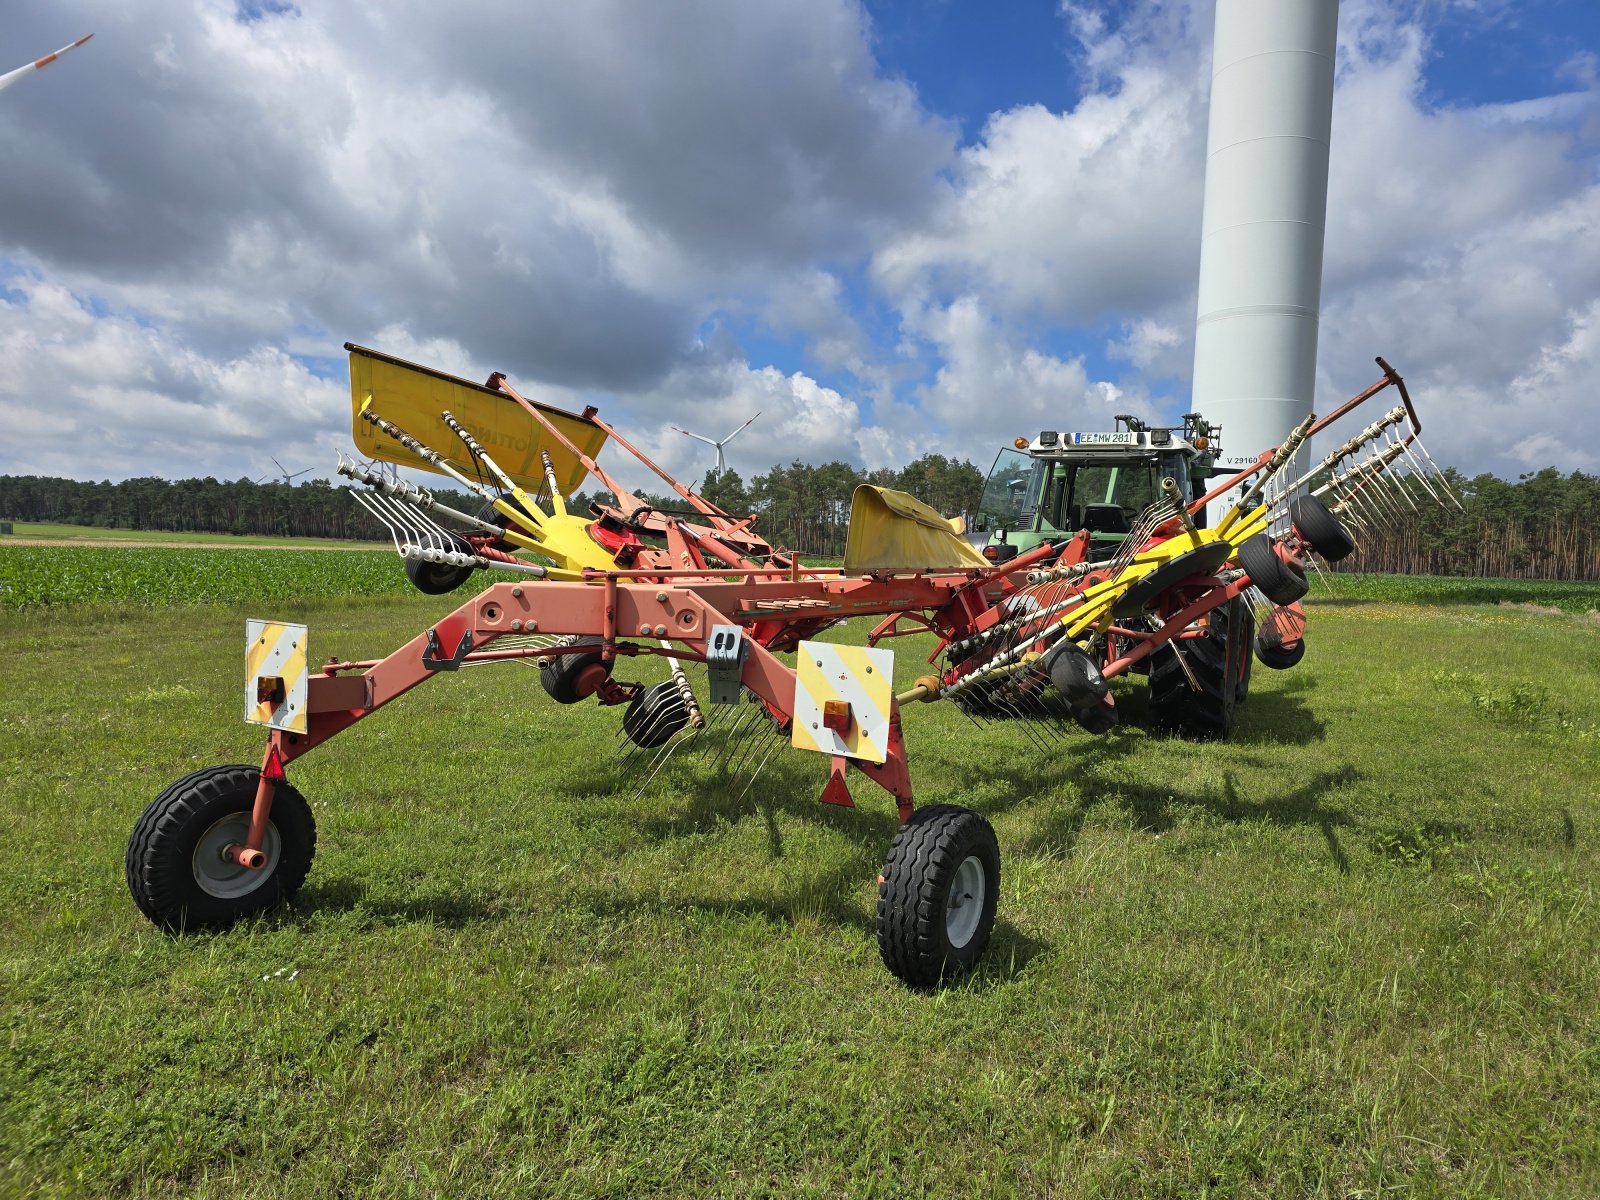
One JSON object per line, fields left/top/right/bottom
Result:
{"left": 971, "top": 413, "right": 1220, "bottom": 564}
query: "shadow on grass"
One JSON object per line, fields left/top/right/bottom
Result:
{"left": 290, "top": 877, "right": 510, "bottom": 928}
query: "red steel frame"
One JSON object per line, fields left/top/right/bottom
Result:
{"left": 222, "top": 359, "right": 1420, "bottom": 871}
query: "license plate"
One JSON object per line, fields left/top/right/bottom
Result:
{"left": 1071, "top": 432, "right": 1135, "bottom": 445}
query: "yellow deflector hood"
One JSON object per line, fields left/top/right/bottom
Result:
{"left": 843, "top": 485, "right": 990, "bottom": 572}
{"left": 346, "top": 343, "right": 607, "bottom": 495}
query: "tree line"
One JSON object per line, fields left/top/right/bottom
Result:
{"left": 1324, "top": 467, "right": 1600, "bottom": 581}
{"left": 0, "top": 453, "right": 984, "bottom": 557}
{"left": 3, "top": 460, "right": 1597, "bottom": 579}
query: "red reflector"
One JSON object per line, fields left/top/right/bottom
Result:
{"left": 822, "top": 699, "right": 852, "bottom": 734}
{"left": 982, "top": 545, "right": 1000, "bottom": 561}
{"left": 261, "top": 745, "right": 286, "bottom": 782}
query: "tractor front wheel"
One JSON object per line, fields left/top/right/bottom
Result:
{"left": 126, "top": 765, "right": 316, "bottom": 931}
{"left": 877, "top": 805, "right": 999, "bottom": 988}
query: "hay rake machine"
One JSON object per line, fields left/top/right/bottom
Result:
{"left": 126, "top": 347, "right": 1456, "bottom": 987}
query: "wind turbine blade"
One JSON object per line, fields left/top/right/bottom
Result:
{"left": 0, "top": 33, "right": 93, "bottom": 94}
{"left": 720, "top": 411, "right": 760, "bottom": 446}
{"left": 673, "top": 427, "right": 719, "bottom": 447}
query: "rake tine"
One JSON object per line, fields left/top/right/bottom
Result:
{"left": 726, "top": 715, "right": 775, "bottom": 778}
{"left": 711, "top": 703, "right": 763, "bottom": 772}
{"left": 735, "top": 732, "right": 784, "bottom": 803}
{"left": 628, "top": 727, "right": 692, "bottom": 803}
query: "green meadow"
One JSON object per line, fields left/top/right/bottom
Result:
{"left": 1, "top": 546, "right": 1597, "bottom": 1197}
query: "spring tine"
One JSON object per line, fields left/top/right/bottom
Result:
{"left": 712, "top": 714, "right": 757, "bottom": 774}
{"left": 727, "top": 714, "right": 776, "bottom": 777}
{"left": 734, "top": 729, "right": 786, "bottom": 804}
{"left": 628, "top": 722, "right": 696, "bottom": 803}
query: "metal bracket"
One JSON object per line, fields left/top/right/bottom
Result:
{"left": 422, "top": 627, "right": 475, "bottom": 672}
{"left": 705, "top": 624, "right": 747, "bottom": 704}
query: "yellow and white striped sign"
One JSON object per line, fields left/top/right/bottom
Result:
{"left": 245, "top": 620, "right": 308, "bottom": 734}
{"left": 792, "top": 641, "right": 893, "bottom": 764}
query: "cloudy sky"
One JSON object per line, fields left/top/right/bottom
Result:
{"left": 2, "top": 0, "right": 1597, "bottom": 492}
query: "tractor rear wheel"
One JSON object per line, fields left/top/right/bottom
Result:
{"left": 1233, "top": 601, "right": 1255, "bottom": 703}
{"left": 1236, "top": 536, "right": 1309, "bottom": 605}
{"left": 1148, "top": 596, "right": 1241, "bottom": 740}
{"left": 1289, "top": 494, "right": 1356, "bottom": 562}
{"left": 540, "top": 636, "right": 607, "bottom": 704}
{"left": 877, "top": 805, "right": 999, "bottom": 989}
{"left": 126, "top": 765, "right": 316, "bottom": 931}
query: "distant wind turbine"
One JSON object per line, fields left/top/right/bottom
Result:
{"left": 0, "top": 33, "right": 93, "bottom": 95}
{"left": 672, "top": 412, "right": 760, "bottom": 475}
{"left": 259, "top": 457, "right": 314, "bottom": 485}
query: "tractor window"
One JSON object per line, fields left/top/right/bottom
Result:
{"left": 1053, "top": 462, "right": 1162, "bottom": 531}
{"left": 973, "top": 448, "right": 1048, "bottom": 533}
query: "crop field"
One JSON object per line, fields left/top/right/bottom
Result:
{"left": 2, "top": 522, "right": 388, "bottom": 550}
{"left": 0, "top": 545, "right": 486, "bottom": 609}
{"left": 1, "top": 552, "right": 1598, "bottom": 1198}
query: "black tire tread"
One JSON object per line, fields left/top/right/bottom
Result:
{"left": 876, "top": 805, "right": 999, "bottom": 989}
{"left": 1147, "top": 596, "right": 1240, "bottom": 740}
{"left": 126, "top": 765, "right": 315, "bottom": 931}
{"left": 541, "top": 635, "right": 606, "bottom": 704}
{"left": 1289, "top": 494, "right": 1356, "bottom": 562}
{"left": 1236, "top": 535, "right": 1309, "bottom": 605}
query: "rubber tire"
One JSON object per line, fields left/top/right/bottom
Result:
{"left": 622, "top": 680, "right": 689, "bottom": 748}
{"left": 1255, "top": 637, "right": 1307, "bottom": 670}
{"left": 540, "top": 635, "right": 606, "bottom": 704}
{"left": 404, "top": 554, "right": 476, "bottom": 596}
{"left": 1233, "top": 601, "right": 1255, "bottom": 703}
{"left": 1147, "top": 595, "right": 1241, "bottom": 740}
{"left": 1289, "top": 494, "right": 1356, "bottom": 562}
{"left": 126, "top": 765, "right": 316, "bottom": 932}
{"left": 877, "top": 805, "right": 1000, "bottom": 989}
{"left": 1236, "top": 535, "right": 1309, "bottom": 605}
{"left": 1071, "top": 698, "right": 1120, "bottom": 734}
{"left": 1045, "top": 642, "right": 1109, "bottom": 706}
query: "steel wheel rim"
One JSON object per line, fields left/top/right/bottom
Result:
{"left": 945, "top": 855, "right": 987, "bottom": 948}
{"left": 192, "top": 814, "right": 280, "bottom": 898}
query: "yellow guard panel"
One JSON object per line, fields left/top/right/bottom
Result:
{"left": 346, "top": 344, "right": 608, "bottom": 495}
{"left": 843, "top": 485, "right": 990, "bottom": 573}
{"left": 792, "top": 641, "right": 894, "bottom": 764}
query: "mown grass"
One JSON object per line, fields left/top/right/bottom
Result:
{"left": 2, "top": 577, "right": 1598, "bottom": 1197}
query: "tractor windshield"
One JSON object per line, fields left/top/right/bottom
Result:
{"left": 972, "top": 448, "right": 1046, "bottom": 533}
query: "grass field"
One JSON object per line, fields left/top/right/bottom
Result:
{"left": 2, "top": 566, "right": 1598, "bottom": 1197}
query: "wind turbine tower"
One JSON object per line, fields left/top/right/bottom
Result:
{"left": 672, "top": 413, "right": 761, "bottom": 475}
{"left": 1191, "top": 0, "right": 1340, "bottom": 472}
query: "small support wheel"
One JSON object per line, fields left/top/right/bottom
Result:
{"left": 1236, "top": 535, "right": 1309, "bottom": 605}
{"left": 540, "top": 635, "right": 607, "bottom": 704}
{"left": 125, "top": 764, "right": 316, "bottom": 931}
{"left": 1289, "top": 494, "right": 1356, "bottom": 562}
{"left": 622, "top": 680, "right": 689, "bottom": 748}
{"left": 1255, "top": 636, "right": 1307, "bottom": 670}
{"left": 404, "top": 554, "right": 476, "bottom": 596}
{"left": 877, "top": 805, "right": 1000, "bottom": 988}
